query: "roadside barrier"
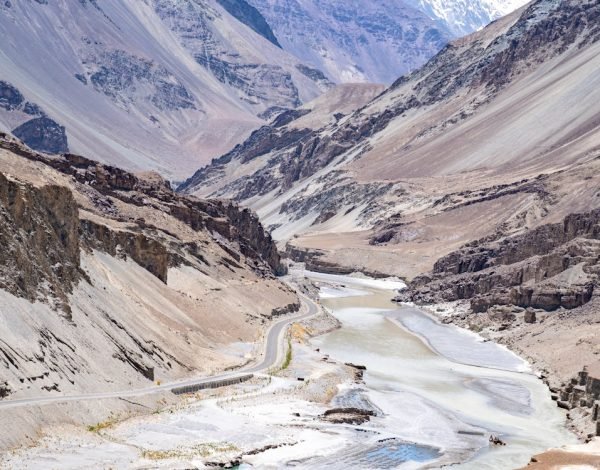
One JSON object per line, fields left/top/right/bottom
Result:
{"left": 171, "top": 374, "right": 254, "bottom": 395}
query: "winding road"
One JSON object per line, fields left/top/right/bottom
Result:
{"left": 0, "top": 290, "right": 319, "bottom": 410}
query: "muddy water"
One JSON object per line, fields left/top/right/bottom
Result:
{"left": 309, "top": 274, "right": 576, "bottom": 469}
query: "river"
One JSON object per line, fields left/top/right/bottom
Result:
{"left": 0, "top": 271, "right": 577, "bottom": 469}
{"left": 306, "top": 271, "right": 576, "bottom": 469}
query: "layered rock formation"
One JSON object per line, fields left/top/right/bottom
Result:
{"left": 0, "top": 173, "right": 80, "bottom": 314}
{"left": 396, "top": 209, "right": 599, "bottom": 313}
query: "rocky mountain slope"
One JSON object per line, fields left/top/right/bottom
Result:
{"left": 0, "top": 133, "right": 297, "bottom": 449}
{"left": 183, "top": 0, "right": 600, "bottom": 429}
{"left": 183, "top": 0, "right": 600, "bottom": 268}
{"left": 247, "top": 0, "right": 529, "bottom": 84}
{"left": 0, "top": 0, "right": 330, "bottom": 180}
{"left": 246, "top": 0, "right": 449, "bottom": 84}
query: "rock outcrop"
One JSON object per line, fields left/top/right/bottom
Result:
{"left": 553, "top": 368, "right": 600, "bottom": 438}
{"left": 12, "top": 117, "right": 69, "bottom": 154}
{"left": 0, "top": 134, "right": 301, "bottom": 455}
{"left": 0, "top": 134, "right": 283, "bottom": 277}
{"left": 0, "top": 80, "right": 69, "bottom": 154}
{"left": 396, "top": 209, "right": 600, "bottom": 313}
{"left": 0, "top": 172, "right": 80, "bottom": 314}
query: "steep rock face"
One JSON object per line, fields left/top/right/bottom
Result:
{"left": 397, "top": 209, "right": 600, "bottom": 312}
{"left": 432, "top": 209, "right": 600, "bottom": 276}
{"left": 219, "top": 202, "right": 284, "bottom": 274}
{"left": 0, "top": 134, "right": 283, "bottom": 277}
{"left": 0, "top": 173, "right": 80, "bottom": 313}
{"left": 80, "top": 219, "right": 170, "bottom": 283}
{"left": 215, "top": 0, "right": 281, "bottom": 47}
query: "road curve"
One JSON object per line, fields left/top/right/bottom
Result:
{"left": 0, "top": 291, "right": 320, "bottom": 410}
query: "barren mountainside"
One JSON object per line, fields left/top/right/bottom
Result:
{"left": 183, "top": 0, "right": 600, "bottom": 260}
{"left": 0, "top": 0, "right": 331, "bottom": 180}
{"left": 247, "top": 0, "right": 530, "bottom": 84}
{"left": 0, "top": 133, "right": 297, "bottom": 449}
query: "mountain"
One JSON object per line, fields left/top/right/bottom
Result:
{"left": 246, "top": 0, "right": 529, "bottom": 84}
{"left": 0, "top": 0, "right": 331, "bottom": 180}
{"left": 246, "top": 0, "right": 450, "bottom": 84}
{"left": 182, "top": 0, "right": 600, "bottom": 279}
{"left": 0, "top": 132, "right": 298, "bottom": 448}
{"left": 405, "top": 0, "right": 530, "bottom": 36}
{"left": 181, "top": 0, "right": 600, "bottom": 427}
{"left": 0, "top": 0, "right": 528, "bottom": 181}
{"left": 216, "top": 0, "right": 282, "bottom": 47}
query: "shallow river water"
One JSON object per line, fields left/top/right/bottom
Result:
{"left": 308, "top": 271, "right": 576, "bottom": 469}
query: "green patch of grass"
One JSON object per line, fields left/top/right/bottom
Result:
{"left": 281, "top": 337, "right": 292, "bottom": 370}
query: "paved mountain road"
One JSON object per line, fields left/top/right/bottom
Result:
{"left": 0, "top": 290, "right": 319, "bottom": 410}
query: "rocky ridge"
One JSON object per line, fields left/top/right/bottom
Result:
{"left": 396, "top": 209, "right": 600, "bottom": 313}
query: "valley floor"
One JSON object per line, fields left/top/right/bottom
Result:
{"left": 4, "top": 270, "right": 597, "bottom": 469}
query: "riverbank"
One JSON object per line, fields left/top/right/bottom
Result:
{"left": 0, "top": 304, "right": 374, "bottom": 469}
{"left": 310, "top": 272, "right": 577, "bottom": 469}
{"left": 0, "top": 271, "right": 579, "bottom": 469}
{"left": 411, "top": 297, "right": 600, "bottom": 442}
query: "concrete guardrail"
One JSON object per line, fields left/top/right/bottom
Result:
{"left": 171, "top": 374, "right": 254, "bottom": 395}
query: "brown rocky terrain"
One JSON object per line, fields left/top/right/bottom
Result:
{"left": 0, "top": 133, "right": 297, "bottom": 450}
{"left": 183, "top": 0, "right": 600, "bottom": 250}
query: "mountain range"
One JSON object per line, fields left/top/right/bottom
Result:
{"left": 248, "top": 0, "right": 530, "bottom": 83}
{"left": 2, "top": 0, "right": 600, "bottom": 460}
{"left": 0, "top": 0, "right": 330, "bottom": 180}
{"left": 182, "top": 0, "right": 600, "bottom": 278}
{"left": 0, "top": 0, "right": 529, "bottom": 181}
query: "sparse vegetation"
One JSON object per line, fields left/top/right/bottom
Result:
{"left": 87, "top": 414, "right": 119, "bottom": 433}
{"left": 142, "top": 442, "right": 239, "bottom": 460}
{"left": 281, "top": 337, "right": 293, "bottom": 370}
